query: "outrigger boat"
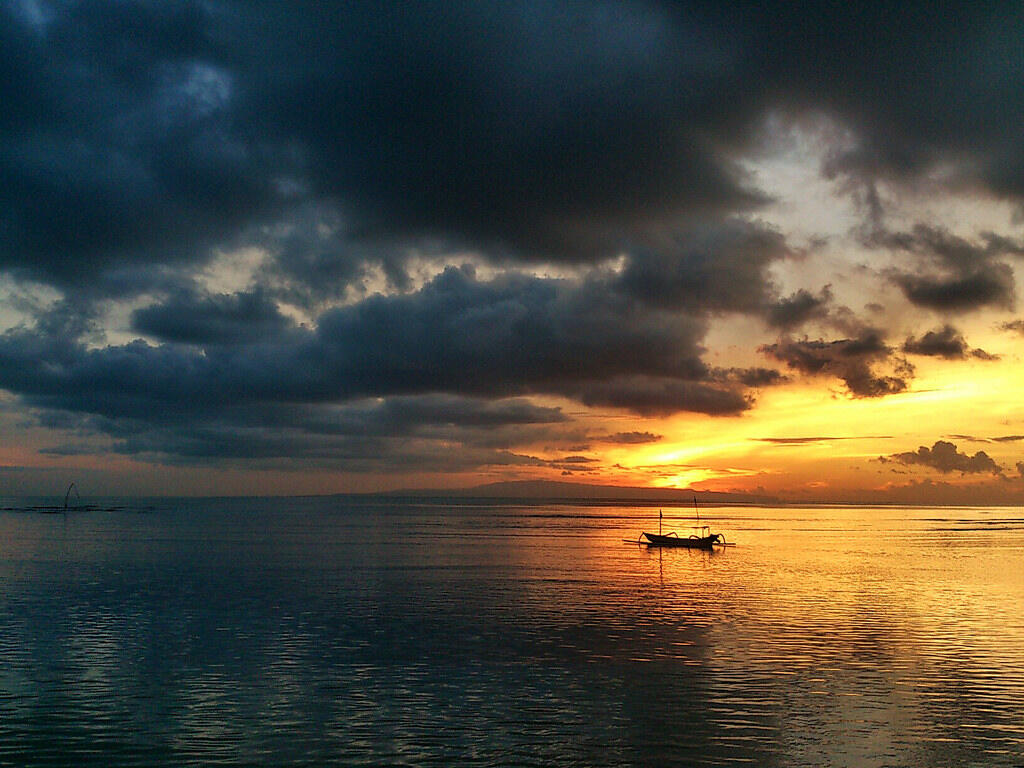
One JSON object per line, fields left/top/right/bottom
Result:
{"left": 640, "top": 526, "right": 724, "bottom": 549}
{"left": 637, "top": 500, "right": 727, "bottom": 549}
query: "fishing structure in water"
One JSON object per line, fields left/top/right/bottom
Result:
{"left": 63, "top": 482, "right": 79, "bottom": 512}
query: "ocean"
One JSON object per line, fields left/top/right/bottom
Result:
{"left": 1, "top": 497, "right": 1022, "bottom": 767}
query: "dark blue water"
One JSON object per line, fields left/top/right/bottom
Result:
{"left": 1, "top": 497, "right": 1022, "bottom": 766}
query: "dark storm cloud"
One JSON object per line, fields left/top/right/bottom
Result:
{"left": 376, "top": 395, "right": 567, "bottom": 430}
{"left": 4, "top": 1, "right": 1024, "bottom": 472}
{"left": 251, "top": 203, "right": 424, "bottom": 306}
{"left": 11, "top": 266, "right": 708, "bottom": 414}
{"left": 0, "top": 0, "right": 760, "bottom": 295}
{"left": 571, "top": 376, "right": 749, "bottom": 417}
{"left": 868, "top": 225, "right": 1024, "bottom": 271}
{"left": 27, "top": 393, "right": 568, "bottom": 470}
{"left": 765, "top": 289, "right": 829, "bottom": 330}
{"left": 131, "top": 288, "right": 295, "bottom": 345}
{"left": 249, "top": 1, "right": 1024, "bottom": 256}
{"left": 43, "top": 393, "right": 566, "bottom": 439}
{"left": 801, "top": 5, "right": 1024, "bottom": 198}
{"left": 612, "top": 219, "right": 790, "bottom": 312}
{"left": 0, "top": 266, "right": 758, "bottom": 465}
{"left": 305, "top": 266, "right": 715, "bottom": 403}
{"left": 902, "top": 325, "right": 997, "bottom": 361}
{"left": 905, "top": 325, "right": 966, "bottom": 360}
{"left": 765, "top": 287, "right": 833, "bottom": 330}
{"left": 891, "top": 266, "right": 1016, "bottom": 313}
{"left": 243, "top": 2, "right": 763, "bottom": 260}
{"left": 883, "top": 440, "right": 1003, "bottom": 475}
{"left": 0, "top": 1, "right": 280, "bottom": 289}
{"left": 760, "top": 330, "right": 913, "bottom": 397}
{"left": 868, "top": 226, "right": 1023, "bottom": 313}
{"left": 4, "top": 2, "right": 1022, "bottom": 299}
{"left": 111, "top": 428, "right": 552, "bottom": 472}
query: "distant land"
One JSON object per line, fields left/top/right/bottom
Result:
{"left": 371, "top": 480, "right": 778, "bottom": 505}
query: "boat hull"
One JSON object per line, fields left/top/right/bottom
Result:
{"left": 641, "top": 532, "right": 716, "bottom": 549}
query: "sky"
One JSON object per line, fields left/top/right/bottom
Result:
{"left": 2, "top": 0, "right": 1024, "bottom": 501}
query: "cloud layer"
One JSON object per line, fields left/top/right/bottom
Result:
{"left": 2, "top": 1, "right": 1023, "bottom": 479}
{"left": 4, "top": 2, "right": 1023, "bottom": 295}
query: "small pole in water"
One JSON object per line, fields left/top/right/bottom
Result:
{"left": 693, "top": 495, "right": 699, "bottom": 526}
{"left": 659, "top": 508, "right": 662, "bottom": 536}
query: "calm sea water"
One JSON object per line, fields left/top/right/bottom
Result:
{"left": 1, "top": 497, "right": 1022, "bottom": 767}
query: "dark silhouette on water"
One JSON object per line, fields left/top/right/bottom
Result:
{"left": 635, "top": 497, "right": 728, "bottom": 548}
{"left": 28, "top": 482, "right": 80, "bottom": 514}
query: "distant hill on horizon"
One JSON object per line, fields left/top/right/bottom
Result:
{"left": 373, "top": 479, "right": 777, "bottom": 505}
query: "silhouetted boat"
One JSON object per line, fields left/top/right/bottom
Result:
{"left": 636, "top": 499, "right": 727, "bottom": 548}
{"left": 640, "top": 527, "right": 724, "bottom": 548}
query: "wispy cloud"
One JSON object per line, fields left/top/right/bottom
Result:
{"left": 755, "top": 436, "right": 890, "bottom": 445}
